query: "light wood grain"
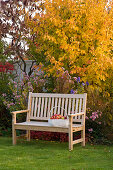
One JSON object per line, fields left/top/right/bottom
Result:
{"left": 12, "top": 92, "right": 87, "bottom": 150}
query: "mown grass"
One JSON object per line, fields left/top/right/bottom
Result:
{"left": 0, "top": 137, "right": 113, "bottom": 170}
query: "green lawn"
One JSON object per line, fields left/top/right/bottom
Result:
{"left": 0, "top": 137, "right": 113, "bottom": 170}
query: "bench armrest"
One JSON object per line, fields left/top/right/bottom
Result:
{"left": 11, "top": 110, "right": 29, "bottom": 114}
{"left": 12, "top": 110, "right": 29, "bottom": 124}
{"left": 68, "top": 112, "right": 85, "bottom": 117}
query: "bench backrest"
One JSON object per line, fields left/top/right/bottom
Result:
{"left": 27, "top": 92, "right": 87, "bottom": 122}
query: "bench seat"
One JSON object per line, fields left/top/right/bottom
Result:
{"left": 15, "top": 121, "right": 83, "bottom": 133}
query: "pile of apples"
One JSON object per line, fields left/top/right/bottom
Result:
{"left": 50, "top": 114, "right": 67, "bottom": 119}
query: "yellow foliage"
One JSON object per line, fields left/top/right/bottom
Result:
{"left": 25, "top": 0, "right": 113, "bottom": 88}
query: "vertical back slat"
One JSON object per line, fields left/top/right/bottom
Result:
{"left": 75, "top": 98, "right": 78, "bottom": 113}
{"left": 37, "top": 97, "right": 41, "bottom": 117}
{"left": 83, "top": 96, "right": 86, "bottom": 112}
{"left": 50, "top": 97, "right": 54, "bottom": 117}
{"left": 61, "top": 98, "right": 64, "bottom": 116}
{"left": 73, "top": 98, "right": 79, "bottom": 121}
{"left": 44, "top": 97, "right": 47, "bottom": 118}
{"left": 64, "top": 98, "right": 68, "bottom": 117}
{"left": 68, "top": 98, "right": 71, "bottom": 115}
{"left": 31, "top": 97, "right": 34, "bottom": 117}
{"left": 72, "top": 98, "right": 75, "bottom": 114}
{"left": 47, "top": 97, "right": 51, "bottom": 118}
{"left": 40, "top": 97, "right": 44, "bottom": 117}
{"left": 78, "top": 98, "right": 82, "bottom": 120}
{"left": 58, "top": 98, "right": 61, "bottom": 114}
{"left": 34, "top": 97, "right": 38, "bottom": 117}
{"left": 54, "top": 98, "right": 58, "bottom": 114}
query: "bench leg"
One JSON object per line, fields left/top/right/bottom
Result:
{"left": 27, "top": 130, "right": 30, "bottom": 141}
{"left": 12, "top": 127, "right": 16, "bottom": 145}
{"left": 81, "top": 128, "right": 85, "bottom": 146}
{"left": 69, "top": 131, "right": 73, "bottom": 151}
{"left": 69, "top": 116, "right": 73, "bottom": 151}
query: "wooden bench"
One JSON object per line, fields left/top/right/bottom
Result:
{"left": 12, "top": 92, "right": 87, "bottom": 151}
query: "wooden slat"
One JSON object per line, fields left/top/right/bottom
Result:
{"left": 50, "top": 97, "right": 54, "bottom": 117}
{"left": 40, "top": 97, "right": 44, "bottom": 117}
{"left": 54, "top": 98, "right": 58, "bottom": 114}
{"left": 73, "top": 138, "right": 83, "bottom": 144}
{"left": 68, "top": 98, "right": 71, "bottom": 115}
{"left": 32, "top": 93, "right": 87, "bottom": 99}
{"left": 30, "top": 117, "right": 48, "bottom": 120}
{"left": 27, "top": 92, "right": 32, "bottom": 121}
{"left": 31, "top": 97, "right": 34, "bottom": 117}
{"left": 78, "top": 98, "right": 82, "bottom": 120}
{"left": 37, "top": 97, "right": 41, "bottom": 117}
{"left": 79, "top": 99, "right": 82, "bottom": 113}
{"left": 58, "top": 98, "right": 61, "bottom": 115}
{"left": 75, "top": 98, "right": 78, "bottom": 113}
{"left": 64, "top": 98, "right": 68, "bottom": 117}
{"left": 61, "top": 98, "right": 64, "bottom": 116}
{"left": 82, "top": 93, "right": 87, "bottom": 125}
{"left": 47, "top": 97, "right": 51, "bottom": 118}
{"left": 34, "top": 97, "right": 38, "bottom": 117}
{"left": 15, "top": 124, "right": 68, "bottom": 133}
{"left": 73, "top": 98, "right": 78, "bottom": 121}
{"left": 83, "top": 94, "right": 87, "bottom": 112}
{"left": 44, "top": 97, "right": 47, "bottom": 118}
{"left": 28, "top": 92, "right": 32, "bottom": 111}
{"left": 72, "top": 98, "right": 75, "bottom": 114}
{"left": 12, "top": 110, "right": 29, "bottom": 114}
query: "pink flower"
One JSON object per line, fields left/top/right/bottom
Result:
{"left": 85, "top": 116, "right": 89, "bottom": 120}
{"left": 88, "top": 128, "right": 93, "bottom": 132}
{"left": 7, "top": 104, "right": 10, "bottom": 108}
{"left": 73, "top": 77, "right": 77, "bottom": 81}
{"left": 2, "top": 93, "right": 6, "bottom": 97}
{"left": 98, "top": 122, "right": 101, "bottom": 124}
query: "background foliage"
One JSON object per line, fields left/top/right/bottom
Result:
{"left": 26, "top": 0, "right": 113, "bottom": 89}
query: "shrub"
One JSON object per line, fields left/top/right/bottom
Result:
{"left": 45, "top": 69, "right": 88, "bottom": 94}
{"left": 1, "top": 69, "right": 46, "bottom": 135}
{"left": 2, "top": 70, "right": 46, "bottom": 112}
{"left": 0, "top": 61, "right": 14, "bottom": 136}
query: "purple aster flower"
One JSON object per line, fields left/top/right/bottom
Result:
{"left": 82, "top": 82, "right": 85, "bottom": 86}
{"left": 70, "top": 89, "right": 75, "bottom": 94}
{"left": 86, "top": 81, "right": 89, "bottom": 85}
{"left": 77, "top": 77, "right": 80, "bottom": 83}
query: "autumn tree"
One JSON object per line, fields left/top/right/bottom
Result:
{"left": 26, "top": 0, "right": 113, "bottom": 89}
{"left": 0, "top": 0, "right": 44, "bottom": 75}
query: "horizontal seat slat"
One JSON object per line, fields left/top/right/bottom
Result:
{"left": 15, "top": 125, "right": 68, "bottom": 133}
{"left": 15, "top": 121, "right": 83, "bottom": 128}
